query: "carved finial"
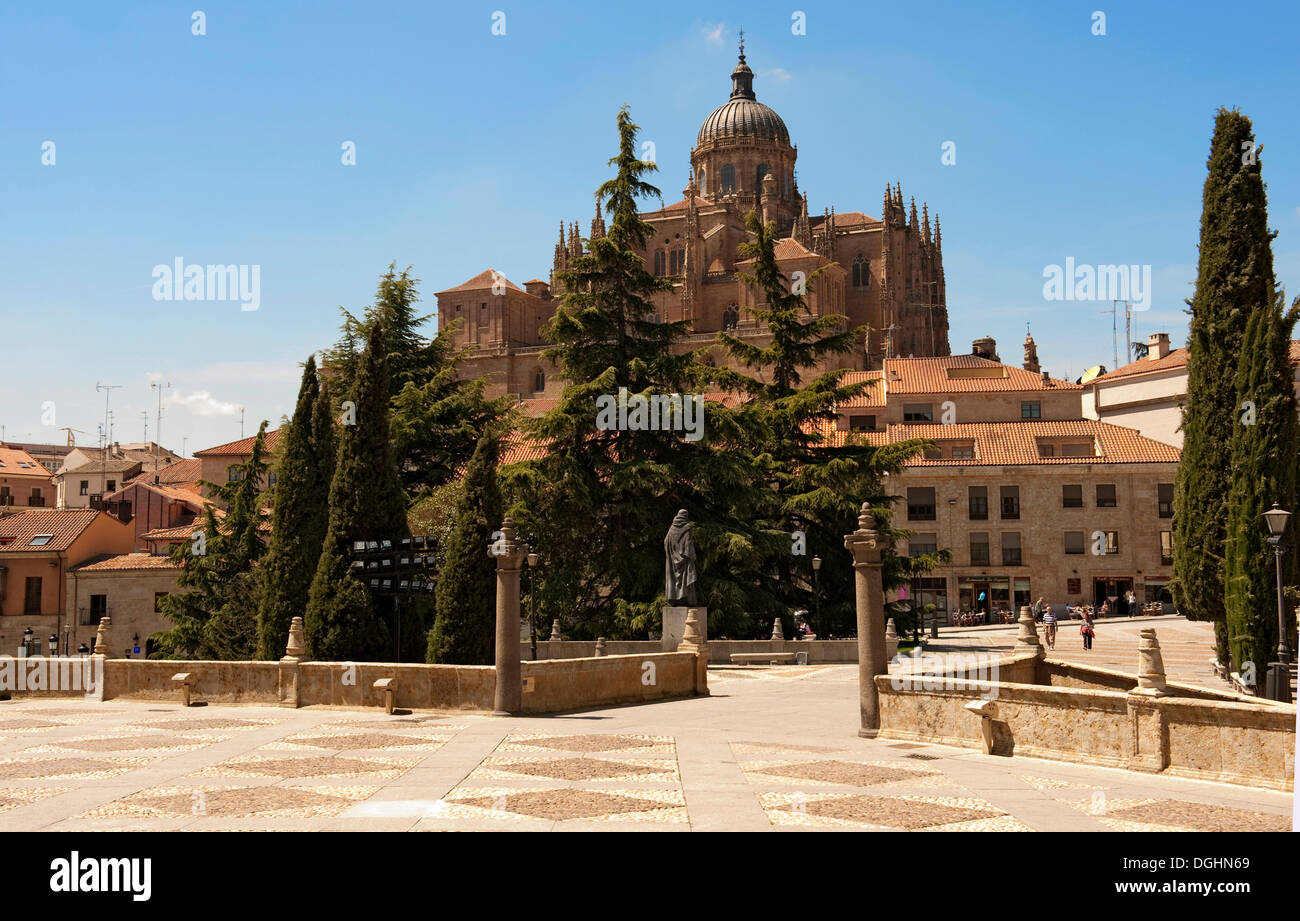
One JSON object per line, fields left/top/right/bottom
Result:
{"left": 857, "top": 502, "right": 872, "bottom": 531}
{"left": 738, "top": 27, "right": 745, "bottom": 61}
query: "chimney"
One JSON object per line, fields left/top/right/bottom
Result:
{"left": 971, "top": 336, "right": 999, "bottom": 362}
{"left": 1041, "top": 370, "right": 1053, "bottom": 387}
{"left": 1147, "top": 332, "right": 1171, "bottom": 360}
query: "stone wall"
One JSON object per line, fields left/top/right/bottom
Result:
{"left": 876, "top": 675, "right": 1295, "bottom": 791}
{"left": 521, "top": 638, "right": 858, "bottom": 664}
{"left": 519, "top": 652, "right": 702, "bottom": 714}
{"left": 8, "top": 651, "right": 702, "bottom": 716}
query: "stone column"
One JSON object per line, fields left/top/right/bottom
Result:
{"left": 844, "top": 503, "right": 890, "bottom": 738}
{"left": 93, "top": 616, "right": 112, "bottom": 656}
{"left": 278, "top": 616, "right": 306, "bottom": 709}
{"left": 1133, "top": 628, "right": 1171, "bottom": 696}
{"left": 1013, "top": 605, "right": 1044, "bottom": 655}
{"left": 677, "top": 608, "right": 710, "bottom": 696}
{"left": 492, "top": 518, "right": 530, "bottom": 716}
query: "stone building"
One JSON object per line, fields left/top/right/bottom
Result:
{"left": 438, "top": 44, "right": 950, "bottom": 401}
{"left": 1082, "top": 334, "right": 1300, "bottom": 448}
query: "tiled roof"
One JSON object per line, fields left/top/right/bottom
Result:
{"left": 837, "top": 371, "right": 886, "bottom": 408}
{"left": 878, "top": 355, "right": 1080, "bottom": 393}
{"left": 0, "top": 447, "right": 52, "bottom": 476}
{"left": 810, "top": 211, "right": 878, "bottom": 228}
{"left": 151, "top": 458, "right": 201, "bottom": 484}
{"left": 886, "top": 420, "right": 1178, "bottom": 466}
{"left": 70, "top": 552, "right": 181, "bottom": 572}
{"left": 193, "top": 429, "right": 283, "bottom": 457}
{"left": 523, "top": 278, "right": 548, "bottom": 286}
{"left": 61, "top": 458, "right": 142, "bottom": 475}
{"left": 652, "top": 196, "right": 711, "bottom": 214}
{"left": 1099, "top": 339, "right": 1300, "bottom": 384}
{"left": 143, "top": 522, "right": 203, "bottom": 541}
{"left": 434, "top": 269, "right": 525, "bottom": 296}
{"left": 0, "top": 509, "right": 102, "bottom": 551}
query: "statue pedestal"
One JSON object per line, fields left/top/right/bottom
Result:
{"left": 662, "top": 606, "right": 708, "bottom": 651}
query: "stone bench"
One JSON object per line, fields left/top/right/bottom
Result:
{"left": 172, "top": 672, "right": 196, "bottom": 707}
{"left": 730, "top": 652, "right": 797, "bottom": 666}
{"left": 373, "top": 677, "right": 396, "bottom": 714}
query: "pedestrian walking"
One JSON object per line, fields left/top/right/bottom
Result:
{"left": 1080, "top": 613, "right": 1095, "bottom": 650}
{"left": 1042, "top": 605, "right": 1058, "bottom": 650}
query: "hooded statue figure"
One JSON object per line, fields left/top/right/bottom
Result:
{"left": 664, "top": 509, "right": 698, "bottom": 606}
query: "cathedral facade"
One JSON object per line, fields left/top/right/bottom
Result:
{"left": 436, "top": 47, "right": 950, "bottom": 401}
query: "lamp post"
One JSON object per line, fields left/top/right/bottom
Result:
{"left": 48, "top": 634, "right": 58, "bottom": 657}
{"left": 527, "top": 552, "right": 540, "bottom": 661}
{"left": 811, "top": 555, "right": 821, "bottom": 637}
{"left": 1262, "top": 503, "right": 1292, "bottom": 703}
{"left": 21, "top": 627, "right": 33, "bottom": 657}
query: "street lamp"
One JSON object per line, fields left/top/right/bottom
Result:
{"left": 811, "top": 555, "right": 822, "bottom": 637}
{"left": 527, "top": 552, "right": 540, "bottom": 661}
{"left": 48, "top": 634, "right": 58, "bottom": 657}
{"left": 1262, "top": 503, "right": 1292, "bottom": 702}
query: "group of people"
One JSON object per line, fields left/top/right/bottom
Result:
{"left": 948, "top": 608, "right": 1017, "bottom": 626}
{"left": 1033, "top": 597, "right": 1095, "bottom": 651}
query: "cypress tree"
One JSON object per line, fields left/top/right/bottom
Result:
{"left": 1223, "top": 292, "right": 1299, "bottom": 684}
{"left": 157, "top": 424, "right": 271, "bottom": 658}
{"left": 426, "top": 433, "right": 503, "bottom": 664}
{"left": 256, "top": 356, "right": 335, "bottom": 659}
{"left": 1173, "top": 107, "right": 1276, "bottom": 663}
{"left": 305, "top": 322, "right": 410, "bottom": 661}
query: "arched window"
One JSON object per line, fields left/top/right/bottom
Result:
{"left": 697, "top": 168, "right": 706, "bottom": 195}
{"left": 756, "top": 163, "right": 769, "bottom": 191}
{"left": 852, "top": 254, "right": 868, "bottom": 288}
{"left": 534, "top": 370, "right": 545, "bottom": 393}
{"left": 653, "top": 250, "right": 665, "bottom": 276}
{"left": 721, "top": 164, "right": 736, "bottom": 194}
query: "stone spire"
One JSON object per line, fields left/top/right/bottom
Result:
{"left": 568, "top": 220, "right": 582, "bottom": 259}
{"left": 590, "top": 200, "right": 606, "bottom": 241}
{"left": 551, "top": 220, "right": 567, "bottom": 284}
{"left": 1023, "top": 327, "right": 1040, "bottom": 373}
{"left": 794, "top": 193, "right": 812, "bottom": 246}
{"left": 881, "top": 186, "right": 892, "bottom": 228}
{"left": 934, "top": 214, "right": 942, "bottom": 252}
{"left": 922, "top": 203, "right": 931, "bottom": 245}
{"left": 683, "top": 173, "right": 700, "bottom": 319}
{"left": 909, "top": 196, "right": 918, "bottom": 231}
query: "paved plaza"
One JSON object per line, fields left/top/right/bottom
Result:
{"left": 0, "top": 616, "right": 1291, "bottom": 832}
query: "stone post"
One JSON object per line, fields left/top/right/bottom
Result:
{"left": 844, "top": 503, "right": 890, "bottom": 738}
{"left": 885, "top": 618, "right": 899, "bottom": 663}
{"left": 677, "top": 608, "right": 710, "bottom": 696}
{"left": 550, "top": 618, "right": 562, "bottom": 642}
{"left": 278, "top": 616, "right": 306, "bottom": 709}
{"left": 492, "top": 517, "right": 530, "bottom": 716}
{"left": 594, "top": 637, "right": 606, "bottom": 657}
{"left": 93, "top": 616, "right": 112, "bottom": 656}
{"left": 770, "top": 617, "right": 785, "bottom": 641}
{"left": 1133, "top": 628, "right": 1171, "bottom": 697}
{"left": 1013, "top": 605, "right": 1044, "bottom": 656}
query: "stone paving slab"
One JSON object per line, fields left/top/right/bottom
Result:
{"left": 0, "top": 663, "right": 1291, "bottom": 831}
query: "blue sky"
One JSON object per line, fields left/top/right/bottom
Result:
{"left": 2, "top": 0, "right": 1297, "bottom": 454}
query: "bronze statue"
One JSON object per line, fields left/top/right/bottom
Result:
{"left": 664, "top": 509, "right": 698, "bottom": 606}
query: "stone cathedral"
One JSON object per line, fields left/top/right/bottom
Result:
{"left": 435, "top": 45, "right": 951, "bottom": 401}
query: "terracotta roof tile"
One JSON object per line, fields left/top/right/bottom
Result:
{"left": 194, "top": 429, "right": 282, "bottom": 457}
{"left": 880, "top": 355, "right": 1081, "bottom": 393}
{"left": 838, "top": 371, "right": 886, "bottom": 408}
{"left": 0, "top": 447, "right": 52, "bottom": 477}
{"left": 0, "top": 509, "right": 103, "bottom": 551}
{"left": 143, "top": 522, "right": 202, "bottom": 541}
{"left": 71, "top": 552, "right": 182, "bottom": 572}
{"left": 434, "top": 269, "right": 525, "bottom": 296}
{"left": 652, "top": 196, "right": 711, "bottom": 214}
{"left": 810, "top": 211, "right": 878, "bottom": 228}
{"left": 1101, "top": 339, "right": 1299, "bottom": 383}
{"left": 885, "top": 420, "right": 1178, "bottom": 466}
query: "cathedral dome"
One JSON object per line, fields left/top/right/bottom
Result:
{"left": 696, "top": 50, "right": 790, "bottom": 147}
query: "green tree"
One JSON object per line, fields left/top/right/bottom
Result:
{"left": 256, "top": 356, "right": 336, "bottom": 659}
{"left": 323, "top": 263, "right": 509, "bottom": 498}
{"left": 1173, "top": 107, "right": 1276, "bottom": 664}
{"left": 305, "top": 323, "right": 413, "bottom": 661}
{"left": 506, "top": 106, "right": 753, "bottom": 638}
{"left": 427, "top": 433, "right": 503, "bottom": 664}
{"left": 157, "top": 423, "right": 271, "bottom": 659}
{"left": 713, "top": 210, "right": 937, "bottom": 639}
{"left": 1223, "top": 291, "right": 1299, "bottom": 683}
